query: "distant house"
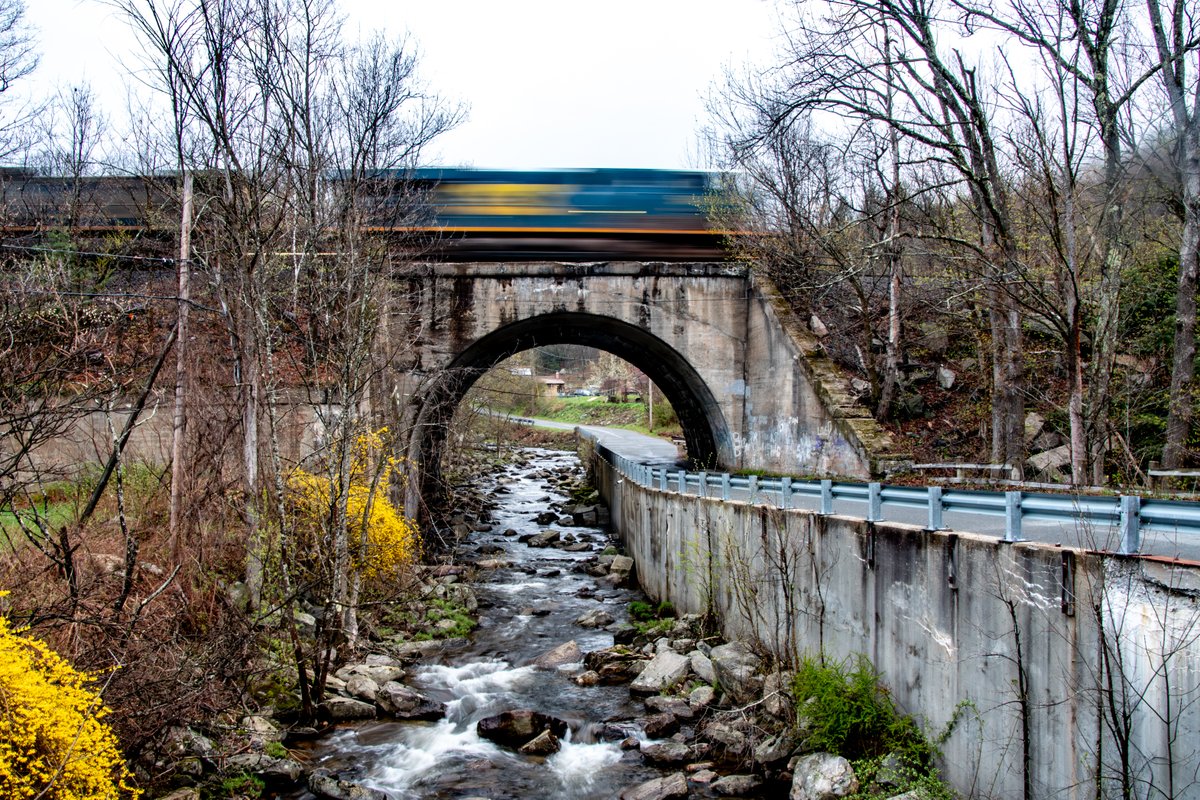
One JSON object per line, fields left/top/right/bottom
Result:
{"left": 536, "top": 376, "right": 566, "bottom": 398}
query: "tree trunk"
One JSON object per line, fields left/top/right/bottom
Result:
{"left": 1164, "top": 144, "right": 1200, "bottom": 467}
{"left": 169, "top": 172, "right": 193, "bottom": 561}
{"left": 1150, "top": 0, "right": 1200, "bottom": 468}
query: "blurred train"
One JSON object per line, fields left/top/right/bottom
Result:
{"left": 387, "top": 168, "right": 728, "bottom": 261}
{"left": 0, "top": 167, "right": 731, "bottom": 262}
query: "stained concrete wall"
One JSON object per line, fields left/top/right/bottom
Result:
{"left": 590, "top": 444, "right": 1200, "bottom": 799}
{"left": 14, "top": 395, "right": 327, "bottom": 482}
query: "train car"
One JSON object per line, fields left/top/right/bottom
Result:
{"left": 373, "top": 167, "right": 730, "bottom": 261}
{"left": 0, "top": 168, "right": 733, "bottom": 262}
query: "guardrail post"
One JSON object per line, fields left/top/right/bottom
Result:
{"left": 699, "top": 471, "right": 708, "bottom": 498}
{"left": 659, "top": 468, "right": 667, "bottom": 491}
{"left": 820, "top": 479, "right": 833, "bottom": 515}
{"left": 721, "top": 473, "right": 730, "bottom": 501}
{"left": 782, "top": 476, "right": 793, "bottom": 509}
{"left": 677, "top": 470, "right": 687, "bottom": 495}
{"left": 868, "top": 482, "right": 882, "bottom": 522}
{"left": 1118, "top": 495, "right": 1142, "bottom": 555}
{"left": 1004, "top": 491, "right": 1023, "bottom": 542}
{"left": 927, "top": 486, "right": 944, "bottom": 531}
{"left": 748, "top": 475, "right": 759, "bottom": 505}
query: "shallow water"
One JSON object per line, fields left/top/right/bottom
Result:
{"left": 296, "top": 449, "right": 669, "bottom": 799}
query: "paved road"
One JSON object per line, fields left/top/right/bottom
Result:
{"left": 535, "top": 417, "right": 1200, "bottom": 563}
{"left": 492, "top": 410, "right": 682, "bottom": 464}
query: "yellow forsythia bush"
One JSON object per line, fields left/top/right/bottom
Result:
{"left": 289, "top": 428, "right": 420, "bottom": 581}
{"left": 0, "top": 609, "right": 139, "bottom": 800}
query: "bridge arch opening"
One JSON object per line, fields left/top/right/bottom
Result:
{"left": 410, "top": 311, "right": 734, "bottom": 502}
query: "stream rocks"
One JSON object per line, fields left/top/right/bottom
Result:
{"left": 629, "top": 650, "right": 691, "bottom": 693}
{"left": 708, "top": 641, "right": 765, "bottom": 704}
{"left": 308, "top": 769, "right": 390, "bottom": 800}
{"left": 476, "top": 709, "right": 569, "bottom": 750}
{"left": 532, "top": 639, "right": 582, "bottom": 668}
{"left": 788, "top": 753, "right": 859, "bottom": 799}
{"left": 160, "top": 450, "right": 928, "bottom": 800}
{"left": 374, "top": 681, "right": 445, "bottom": 720}
{"left": 620, "top": 772, "right": 690, "bottom": 800}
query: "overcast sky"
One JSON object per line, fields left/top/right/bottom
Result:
{"left": 23, "top": 0, "right": 780, "bottom": 170}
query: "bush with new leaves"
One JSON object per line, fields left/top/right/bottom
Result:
{"left": 0, "top": 608, "right": 139, "bottom": 799}
{"left": 288, "top": 428, "right": 420, "bottom": 583}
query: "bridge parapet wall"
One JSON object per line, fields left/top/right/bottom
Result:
{"left": 590, "top": 444, "right": 1200, "bottom": 799}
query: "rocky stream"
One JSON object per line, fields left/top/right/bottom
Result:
{"left": 191, "top": 447, "right": 875, "bottom": 800}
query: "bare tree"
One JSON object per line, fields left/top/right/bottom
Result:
{"left": 113, "top": 0, "right": 460, "bottom": 720}
{"left": 713, "top": 0, "right": 1029, "bottom": 472}
{"left": 1147, "top": 0, "right": 1200, "bottom": 468}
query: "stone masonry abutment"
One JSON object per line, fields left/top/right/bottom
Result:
{"left": 386, "top": 261, "right": 897, "bottom": 508}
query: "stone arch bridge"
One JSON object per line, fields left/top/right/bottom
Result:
{"left": 386, "top": 261, "right": 895, "bottom": 501}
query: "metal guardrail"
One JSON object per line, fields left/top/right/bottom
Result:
{"left": 591, "top": 441, "right": 1200, "bottom": 556}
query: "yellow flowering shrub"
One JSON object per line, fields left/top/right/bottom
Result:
{"left": 289, "top": 428, "right": 420, "bottom": 582}
{"left": 0, "top": 611, "right": 139, "bottom": 800}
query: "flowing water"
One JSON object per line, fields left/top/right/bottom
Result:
{"left": 297, "top": 448, "right": 673, "bottom": 799}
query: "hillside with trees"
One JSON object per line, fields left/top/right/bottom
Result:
{"left": 707, "top": 0, "right": 1200, "bottom": 487}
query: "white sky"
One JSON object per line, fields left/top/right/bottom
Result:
{"left": 22, "top": 0, "right": 780, "bottom": 170}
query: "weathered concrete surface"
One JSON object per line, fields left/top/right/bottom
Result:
{"left": 591, "top": 448, "right": 1200, "bottom": 799}
{"left": 10, "top": 391, "right": 324, "bottom": 483}
{"left": 387, "top": 262, "right": 895, "bottom": 501}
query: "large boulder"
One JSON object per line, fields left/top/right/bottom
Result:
{"left": 334, "top": 662, "right": 405, "bottom": 686}
{"left": 319, "top": 697, "right": 376, "bottom": 722}
{"left": 608, "top": 555, "right": 635, "bottom": 584}
{"left": 708, "top": 641, "right": 763, "bottom": 704}
{"left": 518, "top": 729, "right": 561, "bottom": 756}
{"left": 638, "top": 740, "right": 693, "bottom": 765}
{"left": 527, "top": 530, "right": 561, "bottom": 548}
{"left": 344, "top": 675, "right": 380, "bottom": 702}
{"left": 644, "top": 695, "right": 694, "bottom": 719}
{"left": 224, "top": 753, "right": 304, "bottom": 786}
{"left": 753, "top": 731, "right": 800, "bottom": 766}
{"left": 308, "top": 769, "right": 388, "bottom": 800}
{"left": 689, "top": 684, "right": 716, "bottom": 709}
{"left": 690, "top": 650, "right": 716, "bottom": 684}
{"left": 584, "top": 646, "right": 646, "bottom": 684}
{"left": 575, "top": 609, "right": 614, "bottom": 628}
{"left": 476, "top": 710, "right": 568, "bottom": 749}
{"left": 620, "top": 772, "right": 689, "bottom": 800}
{"left": 533, "top": 640, "right": 582, "bottom": 669}
{"left": 789, "top": 753, "right": 859, "bottom": 800}
{"left": 374, "top": 682, "right": 445, "bottom": 720}
{"left": 629, "top": 650, "right": 690, "bottom": 694}
{"left": 1027, "top": 444, "right": 1072, "bottom": 481}
{"left": 712, "top": 774, "right": 764, "bottom": 796}
{"left": 641, "top": 712, "right": 680, "bottom": 738}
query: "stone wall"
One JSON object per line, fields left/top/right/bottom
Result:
{"left": 390, "top": 262, "right": 896, "bottom": 483}
{"left": 590, "top": 445, "right": 1200, "bottom": 799}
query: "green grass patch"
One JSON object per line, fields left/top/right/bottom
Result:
{"left": 0, "top": 500, "right": 77, "bottom": 538}
{"left": 792, "top": 655, "right": 953, "bottom": 798}
{"left": 424, "top": 598, "right": 476, "bottom": 639}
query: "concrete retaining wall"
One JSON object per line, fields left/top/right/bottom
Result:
{"left": 590, "top": 445, "right": 1200, "bottom": 799}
